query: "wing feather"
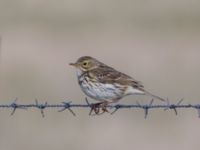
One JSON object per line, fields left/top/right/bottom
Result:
{"left": 89, "top": 66, "right": 144, "bottom": 90}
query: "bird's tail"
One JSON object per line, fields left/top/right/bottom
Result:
{"left": 143, "top": 90, "right": 166, "bottom": 102}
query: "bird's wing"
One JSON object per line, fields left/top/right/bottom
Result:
{"left": 90, "top": 66, "right": 144, "bottom": 90}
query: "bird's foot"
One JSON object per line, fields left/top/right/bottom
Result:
{"left": 89, "top": 101, "right": 109, "bottom": 115}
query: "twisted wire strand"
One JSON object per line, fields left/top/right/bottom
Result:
{"left": 1, "top": 98, "right": 200, "bottom": 118}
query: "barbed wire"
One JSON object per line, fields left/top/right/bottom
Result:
{"left": 1, "top": 97, "right": 200, "bottom": 118}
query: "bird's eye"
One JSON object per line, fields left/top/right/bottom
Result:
{"left": 83, "top": 62, "right": 88, "bottom": 66}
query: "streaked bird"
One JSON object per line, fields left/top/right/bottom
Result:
{"left": 70, "top": 56, "right": 165, "bottom": 114}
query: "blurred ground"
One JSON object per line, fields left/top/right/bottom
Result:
{"left": 0, "top": 0, "right": 200, "bottom": 150}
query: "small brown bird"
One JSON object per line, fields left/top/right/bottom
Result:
{"left": 70, "top": 56, "right": 165, "bottom": 114}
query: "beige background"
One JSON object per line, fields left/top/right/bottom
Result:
{"left": 0, "top": 0, "right": 200, "bottom": 150}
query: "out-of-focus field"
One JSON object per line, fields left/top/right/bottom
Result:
{"left": 0, "top": 1, "right": 200, "bottom": 150}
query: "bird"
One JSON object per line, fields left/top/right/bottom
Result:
{"left": 70, "top": 56, "right": 165, "bottom": 114}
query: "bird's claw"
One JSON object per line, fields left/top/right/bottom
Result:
{"left": 89, "top": 102, "right": 109, "bottom": 115}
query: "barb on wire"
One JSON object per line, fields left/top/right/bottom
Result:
{"left": 111, "top": 104, "right": 122, "bottom": 115}
{"left": 135, "top": 99, "right": 154, "bottom": 119}
{"left": 0, "top": 97, "right": 199, "bottom": 118}
{"left": 58, "top": 101, "right": 76, "bottom": 116}
{"left": 10, "top": 98, "right": 27, "bottom": 116}
{"left": 194, "top": 104, "right": 200, "bottom": 118}
{"left": 164, "top": 98, "right": 184, "bottom": 115}
{"left": 35, "top": 99, "right": 48, "bottom": 117}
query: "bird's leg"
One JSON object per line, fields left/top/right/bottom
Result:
{"left": 89, "top": 101, "right": 109, "bottom": 115}
{"left": 100, "top": 101, "right": 109, "bottom": 114}
{"left": 89, "top": 102, "right": 102, "bottom": 115}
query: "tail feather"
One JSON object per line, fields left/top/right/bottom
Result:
{"left": 143, "top": 90, "right": 165, "bottom": 102}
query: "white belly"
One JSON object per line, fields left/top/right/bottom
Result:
{"left": 76, "top": 71, "right": 144, "bottom": 102}
{"left": 79, "top": 78, "right": 123, "bottom": 101}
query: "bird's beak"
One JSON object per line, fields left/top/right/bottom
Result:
{"left": 69, "top": 63, "right": 77, "bottom": 67}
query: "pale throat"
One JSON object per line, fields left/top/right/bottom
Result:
{"left": 76, "top": 69, "right": 84, "bottom": 78}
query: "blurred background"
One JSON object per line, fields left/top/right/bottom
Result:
{"left": 0, "top": 0, "right": 200, "bottom": 150}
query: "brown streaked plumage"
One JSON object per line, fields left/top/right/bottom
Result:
{"left": 70, "top": 56, "right": 165, "bottom": 114}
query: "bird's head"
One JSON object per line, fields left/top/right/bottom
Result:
{"left": 69, "top": 56, "right": 101, "bottom": 72}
